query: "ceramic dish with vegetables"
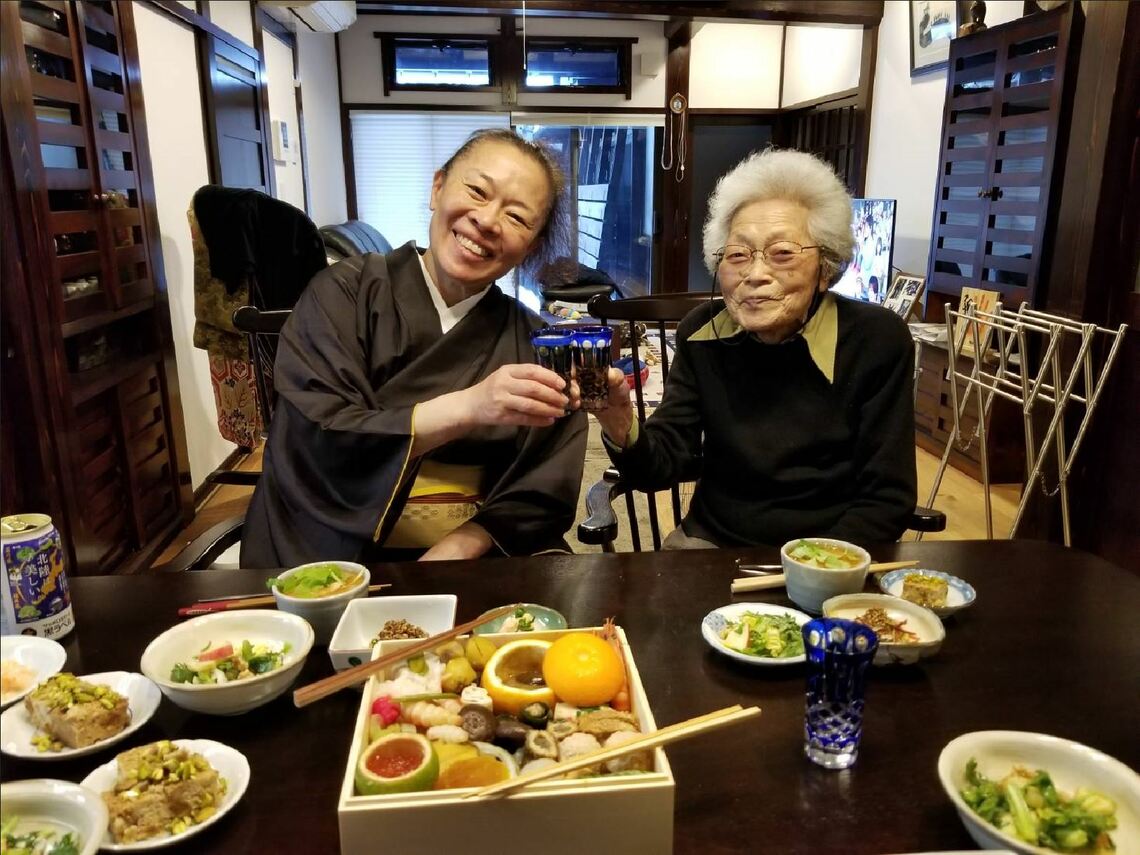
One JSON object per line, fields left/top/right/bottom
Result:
{"left": 701, "top": 602, "right": 812, "bottom": 666}
{"left": 1, "top": 671, "right": 161, "bottom": 761}
{"left": 1, "top": 778, "right": 108, "bottom": 855}
{"left": 473, "top": 604, "right": 567, "bottom": 635}
{"left": 822, "top": 593, "right": 945, "bottom": 666}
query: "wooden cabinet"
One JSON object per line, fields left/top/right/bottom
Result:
{"left": 913, "top": 341, "right": 1025, "bottom": 484}
{"left": 926, "top": 4, "right": 1083, "bottom": 313}
{"left": 1, "top": 0, "right": 191, "bottom": 574}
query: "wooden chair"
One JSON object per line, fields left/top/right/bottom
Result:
{"left": 576, "top": 293, "right": 947, "bottom": 552}
{"left": 159, "top": 306, "right": 290, "bottom": 571}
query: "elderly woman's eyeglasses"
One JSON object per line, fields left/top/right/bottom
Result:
{"left": 714, "top": 242, "right": 822, "bottom": 270}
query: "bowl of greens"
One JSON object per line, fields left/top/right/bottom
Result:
{"left": 938, "top": 730, "right": 1140, "bottom": 854}
{"left": 269, "top": 561, "right": 370, "bottom": 644}
{"left": 701, "top": 603, "right": 812, "bottom": 666}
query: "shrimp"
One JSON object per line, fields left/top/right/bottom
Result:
{"left": 400, "top": 700, "right": 461, "bottom": 729}
{"left": 597, "top": 617, "right": 631, "bottom": 712}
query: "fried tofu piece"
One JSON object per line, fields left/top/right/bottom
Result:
{"left": 901, "top": 573, "right": 949, "bottom": 609}
{"left": 24, "top": 673, "right": 130, "bottom": 748}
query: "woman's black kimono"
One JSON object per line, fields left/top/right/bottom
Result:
{"left": 240, "top": 243, "right": 588, "bottom": 568}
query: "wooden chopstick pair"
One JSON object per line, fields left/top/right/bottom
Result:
{"left": 177, "top": 584, "right": 392, "bottom": 617}
{"left": 730, "top": 560, "right": 919, "bottom": 595}
{"left": 464, "top": 704, "right": 761, "bottom": 800}
{"left": 292, "top": 603, "right": 518, "bottom": 708}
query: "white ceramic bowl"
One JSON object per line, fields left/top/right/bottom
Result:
{"left": 0, "top": 778, "right": 109, "bottom": 855}
{"left": 700, "top": 602, "right": 812, "bottom": 666}
{"left": 139, "top": 611, "right": 313, "bottom": 716}
{"left": 781, "top": 538, "right": 871, "bottom": 614}
{"left": 328, "top": 595, "right": 457, "bottom": 672}
{"left": 271, "top": 560, "right": 370, "bottom": 644}
{"left": 1, "top": 635, "right": 67, "bottom": 708}
{"left": 822, "top": 593, "right": 945, "bottom": 666}
{"left": 938, "top": 730, "right": 1140, "bottom": 854}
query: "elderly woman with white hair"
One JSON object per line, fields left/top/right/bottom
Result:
{"left": 593, "top": 148, "right": 917, "bottom": 549}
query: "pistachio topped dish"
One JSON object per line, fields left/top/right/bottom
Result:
{"left": 26, "top": 673, "right": 130, "bottom": 751}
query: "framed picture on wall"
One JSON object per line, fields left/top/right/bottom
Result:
{"left": 883, "top": 273, "right": 926, "bottom": 320}
{"left": 909, "top": 1, "right": 960, "bottom": 76}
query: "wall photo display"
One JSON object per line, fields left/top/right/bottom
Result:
{"left": 883, "top": 273, "right": 926, "bottom": 320}
{"left": 910, "top": 1, "right": 960, "bottom": 76}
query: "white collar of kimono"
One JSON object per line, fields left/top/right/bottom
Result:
{"left": 416, "top": 247, "right": 492, "bottom": 334}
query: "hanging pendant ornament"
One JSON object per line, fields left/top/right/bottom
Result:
{"left": 662, "top": 93, "right": 688, "bottom": 182}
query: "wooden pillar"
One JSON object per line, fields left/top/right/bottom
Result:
{"left": 659, "top": 21, "right": 692, "bottom": 293}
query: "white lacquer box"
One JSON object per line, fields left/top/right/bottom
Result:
{"left": 337, "top": 627, "right": 675, "bottom": 855}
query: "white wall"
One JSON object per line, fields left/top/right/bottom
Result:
{"left": 133, "top": 3, "right": 232, "bottom": 488}
{"left": 297, "top": 30, "right": 347, "bottom": 225}
{"left": 262, "top": 30, "right": 305, "bottom": 211}
{"left": 689, "top": 22, "right": 782, "bottom": 109}
{"left": 207, "top": 0, "right": 254, "bottom": 48}
{"left": 781, "top": 25, "right": 862, "bottom": 107}
{"left": 864, "top": 0, "right": 1026, "bottom": 276}
{"left": 338, "top": 14, "right": 666, "bottom": 109}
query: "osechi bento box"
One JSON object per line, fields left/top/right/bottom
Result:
{"left": 337, "top": 625, "right": 675, "bottom": 855}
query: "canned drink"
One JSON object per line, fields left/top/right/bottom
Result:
{"left": 1, "top": 514, "right": 75, "bottom": 639}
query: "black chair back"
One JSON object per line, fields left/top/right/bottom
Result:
{"left": 232, "top": 306, "right": 291, "bottom": 435}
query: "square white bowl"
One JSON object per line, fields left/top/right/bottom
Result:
{"left": 328, "top": 595, "right": 457, "bottom": 673}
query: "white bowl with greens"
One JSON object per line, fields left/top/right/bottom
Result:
{"left": 781, "top": 537, "right": 871, "bottom": 614}
{"left": 1, "top": 778, "right": 108, "bottom": 855}
{"left": 701, "top": 602, "right": 812, "bottom": 666}
{"left": 269, "top": 560, "right": 369, "bottom": 645}
{"left": 938, "top": 730, "right": 1140, "bottom": 854}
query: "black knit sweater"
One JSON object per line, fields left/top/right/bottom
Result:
{"left": 608, "top": 296, "right": 918, "bottom": 547}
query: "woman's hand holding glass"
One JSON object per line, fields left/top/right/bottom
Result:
{"left": 463, "top": 364, "right": 580, "bottom": 428}
{"left": 592, "top": 368, "right": 635, "bottom": 447}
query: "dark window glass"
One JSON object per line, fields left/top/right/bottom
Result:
{"left": 524, "top": 42, "right": 621, "bottom": 88}
{"left": 392, "top": 39, "right": 491, "bottom": 87}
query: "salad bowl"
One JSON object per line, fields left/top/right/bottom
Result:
{"left": 701, "top": 602, "right": 812, "bottom": 666}
{"left": 139, "top": 611, "right": 313, "bottom": 715}
{"left": 938, "top": 731, "right": 1140, "bottom": 854}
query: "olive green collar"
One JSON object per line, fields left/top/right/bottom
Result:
{"left": 686, "top": 292, "right": 838, "bottom": 383}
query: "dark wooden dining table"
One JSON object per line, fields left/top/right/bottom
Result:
{"left": 2, "top": 539, "right": 1136, "bottom": 854}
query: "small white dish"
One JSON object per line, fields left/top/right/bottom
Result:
{"left": 139, "top": 610, "right": 313, "bottom": 716}
{"left": 701, "top": 602, "right": 812, "bottom": 666}
{"left": 938, "top": 730, "right": 1140, "bottom": 854}
{"left": 270, "top": 560, "right": 370, "bottom": 645}
{"left": 878, "top": 568, "right": 977, "bottom": 617}
{"left": 1, "top": 671, "right": 162, "bottom": 760}
{"left": 328, "top": 595, "right": 457, "bottom": 673}
{"left": 81, "top": 738, "right": 250, "bottom": 851}
{"left": 781, "top": 537, "right": 871, "bottom": 614}
{"left": 822, "top": 593, "right": 945, "bottom": 666}
{"left": 0, "top": 778, "right": 109, "bottom": 855}
{"left": 1, "top": 635, "right": 67, "bottom": 708}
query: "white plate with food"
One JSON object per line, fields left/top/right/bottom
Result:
{"left": 1, "top": 635, "right": 67, "bottom": 708}
{"left": 0, "top": 671, "right": 161, "bottom": 761}
{"left": 701, "top": 602, "right": 812, "bottom": 666}
{"left": 81, "top": 738, "right": 250, "bottom": 851}
{"left": 877, "top": 568, "right": 976, "bottom": 617}
{"left": 822, "top": 593, "right": 945, "bottom": 666}
{"left": 1, "top": 778, "right": 109, "bottom": 855}
{"left": 938, "top": 730, "right": 1140, "bottom": 854}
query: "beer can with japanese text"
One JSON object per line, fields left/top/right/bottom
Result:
{"left": 1, "top": 514, "right": 75, "bottom": 639}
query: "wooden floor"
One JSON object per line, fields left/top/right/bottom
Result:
{"left": 152, "top": 441, "right": 1020, "bottom": 568}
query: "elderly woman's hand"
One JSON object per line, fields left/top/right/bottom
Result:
{"left": 592, "top": 367, "right": 635, "bottom": 447}
{"left": 463, "top": 363, "right": 576, "bottom": 428}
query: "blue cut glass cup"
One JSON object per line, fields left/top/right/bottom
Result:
{"left": 530, "top": 327, "right": 574, "bottom": 415}
{"left": 801, "top": 617, "right": 879, "bottom": 770}
{"left": 571, "top": 324, "right": 613, "bottom": 412}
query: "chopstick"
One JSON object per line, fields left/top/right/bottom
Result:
{"left": 730, "top": 560, "right": 920, "bottom": 595}
{"left": 464, "top": 704, "right": 760, "bottom": 800}
{"left": 177, "top": 584, "right": 392, "bottom": 617}
{"left": 292, "top": 604, "right": 518, "bottom": 708}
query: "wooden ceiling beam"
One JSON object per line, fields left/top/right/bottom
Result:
{"left": 355, "top": 2, "right": 884, "bottom": 27}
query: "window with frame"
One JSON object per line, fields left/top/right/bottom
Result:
{"left": 378, "top": 35, "right": 498, "bottom": 94}
{"left": 522, "top": 38, "right": 633, "bottom": 97}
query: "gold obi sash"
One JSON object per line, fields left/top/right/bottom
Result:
{"left": 382, "top": 460, "right": 484, "bottom": 549}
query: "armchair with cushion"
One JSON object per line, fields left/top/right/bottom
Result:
{"left": 576, "top": 293, "right": 947, "bottom": 552}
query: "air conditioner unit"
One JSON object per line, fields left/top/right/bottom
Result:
{"left": 260, "top": 1, "right": 356, "bottom": 34}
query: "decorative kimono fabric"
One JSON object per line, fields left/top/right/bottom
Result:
{"left": 240, "top": 242, "right": 589, "bottom": 568}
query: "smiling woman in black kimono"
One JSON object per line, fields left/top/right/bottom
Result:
{"left": 240, "top": 130, "right": 588, "bottom": 567}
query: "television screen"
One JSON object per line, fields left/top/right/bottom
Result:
{"left": 832, "top": 198, "right": 896, "bottom": 305}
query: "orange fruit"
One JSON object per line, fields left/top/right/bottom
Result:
{"left": 541, "top": 632, "right": 624, "bottom": 707}
{"left": 434, "top": 755, "right": 510, "bottom": 790}
{"left": 480, "top": 639, "right": 555, "bottom": 715}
